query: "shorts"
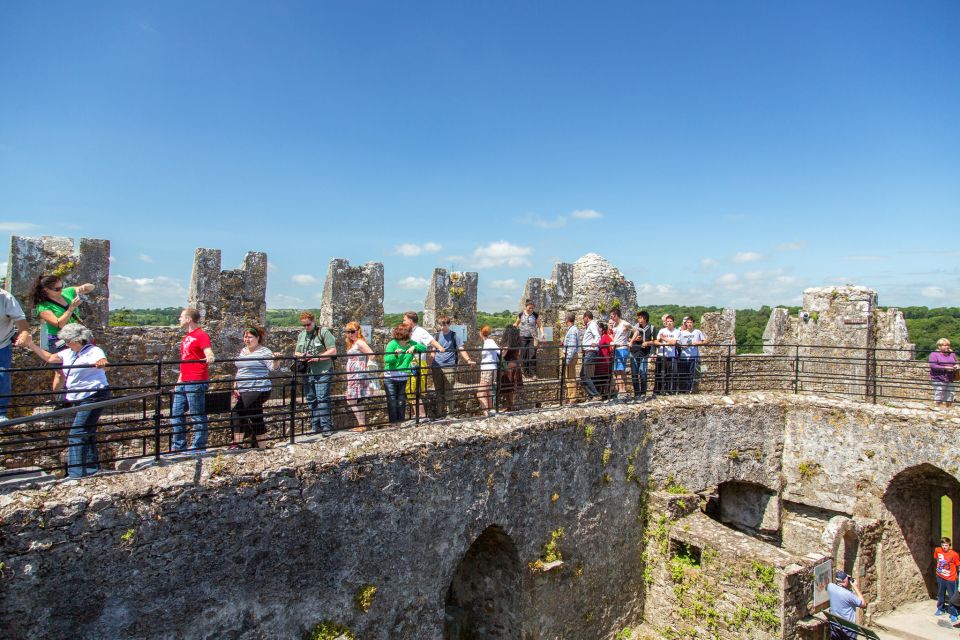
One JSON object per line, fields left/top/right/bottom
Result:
{"left": 933, "top": 381, "right": 956, "bottom": 403}
{"left": 613, "top": 347, "right": 630, "bottom": 372}
{"left": 480, "top": 370, "right": 495, "bottom": 385}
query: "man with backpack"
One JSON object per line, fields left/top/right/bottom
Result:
{"left": 430, "top": 315, "right": 474, "bottom": 419}
{"left": 294, "top": 311, "right": 337, "bottom": 435}
{"left": 630, "top": 310, "right": 657, "bottom": 401}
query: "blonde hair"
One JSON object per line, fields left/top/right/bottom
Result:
{"left": 937, "top": 338, "right": 952, "bottom": 348}
{"left": 345, "top": 321, "right": 366, "bottom": 349}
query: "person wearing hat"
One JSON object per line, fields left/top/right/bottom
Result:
{"left": 827, "top": 570, "right": 866, "bottom": 638}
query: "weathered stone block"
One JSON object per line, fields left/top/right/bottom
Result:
{"left": 423, "top": 268, "right": 479, "bottom": 345}
{"left": 319, "top": 258, "right": 384, "bottom": 331}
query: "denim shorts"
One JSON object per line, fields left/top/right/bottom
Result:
{"left": 613, "top": 347, "right": 630, "bottom": 372}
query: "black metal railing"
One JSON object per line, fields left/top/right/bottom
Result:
{"left": 0, "top": 342, "right": 953, "bottom": 479}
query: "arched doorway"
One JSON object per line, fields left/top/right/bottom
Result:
{"left": 880, "top": 464, "right": 960, "bottom": 612}
{"left": 444, "top": 525, "right": 522, "bottom": 640}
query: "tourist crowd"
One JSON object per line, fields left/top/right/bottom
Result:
{"left": 1, "top": 277, "right": 959, "bottom": 479}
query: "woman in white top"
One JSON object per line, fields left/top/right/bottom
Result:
{"left": 21, "top": 323, "right": 109, "bottom": 478}
{"left": 477, "top": 325, "right": 499, "bottom": 416}
{"left": 230, "top": 327, "right": 277, "bottom": 449}
{"left": 344, "top": 321, "right": 375, "bottom": 432}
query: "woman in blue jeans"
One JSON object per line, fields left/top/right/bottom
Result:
{"left": 382, "top": 323, "right": 427, "bottom": 423}
{"left": 20, "top": 323, "right": 110, "bottom": 478}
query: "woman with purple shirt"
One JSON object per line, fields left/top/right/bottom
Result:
{"left": 929, "top": 338, "right": 959, "bottom": 408}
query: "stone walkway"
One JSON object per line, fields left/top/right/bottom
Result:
{"left": 872, "top": 599, "right": 960, "bottom": 640}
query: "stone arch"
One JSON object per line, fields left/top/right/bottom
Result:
{"left": 879, "top": 464, "right": 960, "bottom": 612}
{"left": 444, "top": 524, "right": 522, "bottom": 640}
{"left": 823, "top": 516, "right": 860, "bottom": 576}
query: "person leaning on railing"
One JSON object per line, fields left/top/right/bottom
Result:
{"left": 230, "top": 326, "right": 276, "bottom": 450}
{"left": 477, "top": 325, "right": 499, "bottom": 416}
{"left": 929, "top": 338, "right": 959, "bottom": 408}
{"left": 677, "top": 316, "right": 708, "bottom": 394}
{"left": 383, "top": 323, "right": 427, "bottom": 424}
{"left": 19, "top": 323, "right": 110, "bottom": 478}
{"left": 343, "top": 321, "right": 374, "bottom": 432}
{"left": 0, "top": 287, "right": 31, "bottom": 423}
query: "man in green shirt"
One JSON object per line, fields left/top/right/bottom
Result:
{"left": 294, "top": 311, "right": 337, "bottom": 435}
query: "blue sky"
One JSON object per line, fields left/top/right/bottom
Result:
{"left": 1, "top": 1, "right": 958, "bottom": 311}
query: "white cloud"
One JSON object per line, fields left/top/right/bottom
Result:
{"left": 0, "top": 221, "right": 40, "bottom": 233}
{"left": 108, "top": 256, "right": 116, "bottom": 263}
{"left": 470, "top": 241, "right": 533, "bottom": 268}
{"left": 517, "top": 214, "right": 567, "bottom": 229}
{"left": 291, "top": 274, "right": 320, "bottom": 286}
{"left": 571, "top": 209, "right": 603, "bottom": 220}
{"left": 699, "top": 258, "right": 719, "bottom": 269}
{"left": 268, "top": 293, "right": 304, "bottom": 307}
{"left": 394, "top": 242, "right": 442, "bottom": 257}
{"left": 637, "top": 283, "right": 676, "bottom": 297}
{"left": 491, "top": 279, "right": 519, "bottom": 290}
{"left": 0, "top": 261, "right": 7, "bottom": 274}
{"left": 921, "top": 286, "right": 947, "bottom": 299}
{"left": 842, "top": 255, "right": 885, "bottom": 262}
{"left": 138, "top": 253, "right": 154, "bottom": 263}
{"left": 715, "top": 273, "right": 739, "bottom": 285}
{"left": 398, "top": 276, "right": 430, "bottom": 289}
{"left": 776, "top": 241, "right": 806, "bottom": 251}
{"left": 267, "top": 262, "right": 279, "bottom": 272}
{"left": 732, "top": 252, "right": 763, "bottom": 263}
{"left": 110, "top": 274, "right": 187, "bottom": 307}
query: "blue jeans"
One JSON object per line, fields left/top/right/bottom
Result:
{"left": 67, "top": 388, "right": 110, "bottom": 477}
{"left": 579, "top": 350, "right": 600, "bottom": 398}
{"left": 937, "top": 576, "right": 958, "bottom": 615}
{"left": 0, "top": 343, "right": 11, "bottom": 418}
{"left": 679, "top": 357, "right": 699, "bottom": 393}
{"left": 630, "top": 351, "right": 649, "bottom": 397}
{"left": 305, "top": 370, "right": 333, "bottom": 433}
{"left": 384, "top": 376, "right": 408, "bottom": 423}
{"left": 171, "top": 382, "right": 209, "bottom": 451}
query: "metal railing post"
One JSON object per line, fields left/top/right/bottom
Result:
{"left": 153, "top": 360, "right": 162, "bottom": 462}
{"left": 793, "top": 345, "right": 800, "bottom": 394}
{"left": 559, "top": 345, "right": 566, "bottom": 406}
{"left": 415, "top": 354, "right": 422, "bottom": 425}
{"left": 724, "top": 344, "right": 731, "bottom": 396}
{"left": 289, "top": 361, "right": 297, "bottom": 444}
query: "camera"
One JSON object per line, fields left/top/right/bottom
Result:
{"left": 799, "top": 311, "right": 810, "bottom": 322}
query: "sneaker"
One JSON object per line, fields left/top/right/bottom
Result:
{"left": 935, "top": 608, "right": 944, "bottom": 616}
{"left": 950, "top": 614, "right": 957, "bottom": 624}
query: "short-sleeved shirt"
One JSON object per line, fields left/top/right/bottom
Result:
{"left": 235, "top": 346, "right": 273, "bottom": 392}
{"left": 517, "top": 312, "right": 538, "bottom": 338}
{"left": 35, "top": 287, "right": 80, "bottom": 337}
{"left": 935, "top": 548, "right": 960, "bottom": 581}
{"left": 480, "top": 338, "right": 500, "bottom": 371}
{"left": 612, "top": 320, "right": 632, "bottom": 347}
{"left": 657, "top": 328, "right": 680, "bottom": 357}
{"left": 59, "top": 344, "right": 109, "bottom": 402}
{"left": 678, "top": 329, "right": 706, "bottom": 358}
{"left": 0, "top": 289, "right": 26, "bottom": 348}
{"left": 180, "top": 328, "right": 212, "bottom": 381}
{"left": 296, "top": 326, "right": 337, "bottom": 374}
{"left": 827, "top": 582, "right": 863, "bottom": 623}
{"left": 432, "top": 330, "right": 458, "bottom": 368}
{"left": 631, "top": 324, "right": 656, "bottom": 356}
{"left": 410, "top": 326, "right": 434, "bottom": 367}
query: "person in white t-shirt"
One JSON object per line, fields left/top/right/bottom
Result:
{"left": 608, "top": 308, "right": 633, "bottom": 402}
{"left": 20, "top": 323, "right": 109, "bottom": 478}
{"left": 677, "top": 316, "right": 708, "bottom": 393}
{"left": 477, "top": 325, "right": 499, "bottom": 416}
{"left": 402, "top": 311, "right": 445, "bottom": 420}
{"left": 655, "top": 315, "right": 681, "bottom": 394}
{"left": 0, "top": 288, "right": 31, "bottom": 422}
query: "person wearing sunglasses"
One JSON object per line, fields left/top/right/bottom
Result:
{"left": 29, "top": 273, "right": 96, "bottom": 400}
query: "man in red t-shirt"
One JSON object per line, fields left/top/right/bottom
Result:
{"left": 934, "top": 537, "right": 960, "bottom": 621}
{"left": 170, "top": 308, "right": 215, "bottom": 452}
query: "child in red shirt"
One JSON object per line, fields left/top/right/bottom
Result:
{"left": 934, "top": 537, "right": 960, "bottom": 621}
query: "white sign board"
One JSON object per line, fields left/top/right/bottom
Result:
{"left": 812, "top": 559, "right": 832, "bottom": 609}
{"left": 450, "top": 324, "right": 468, "bottom": 347}
{"left": 541, "top": 326, "right": 554, "bottom": 342}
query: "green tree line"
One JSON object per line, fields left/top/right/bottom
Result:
{"left": 109, "top": 306, "right": 959, "bottom": 357}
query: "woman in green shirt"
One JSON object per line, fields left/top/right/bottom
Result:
{"left": 383, "top": 323, "right": 427, "bottom": 423}
{"left": 30, "top": 274, "right": 96, "bottom": 351}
